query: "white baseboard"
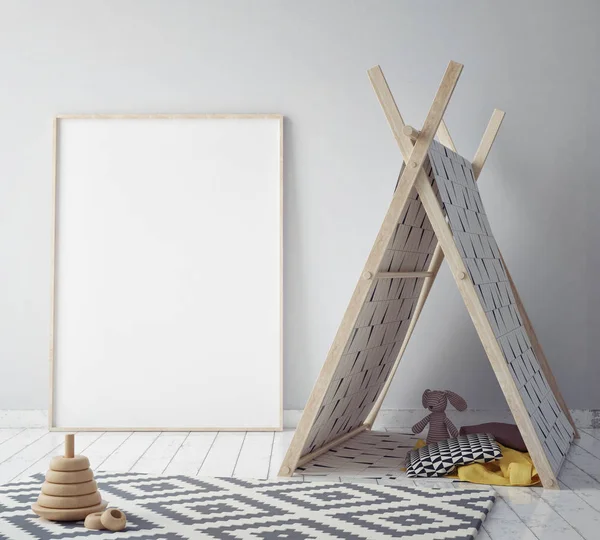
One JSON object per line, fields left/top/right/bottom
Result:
{"left": 284, "top": 409, "right": 600, "bottom": 430}
{"left": 1, "top": 409, "right": 598, "bottom": 430}
{"left": 0, "top": 410, "right": 48, "bottom": 428}
{"left": 282, "top": 409, "right": 516, "bottom": 429}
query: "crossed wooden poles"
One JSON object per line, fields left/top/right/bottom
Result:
{"left": 279, "top": 61, "right": 576, "bottom": 489}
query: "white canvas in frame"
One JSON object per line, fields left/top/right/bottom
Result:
{"left": 51, "top": 115, "right": 283, "bottom": 430}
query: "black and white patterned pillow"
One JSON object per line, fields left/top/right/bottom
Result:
{"left": 405, "top": 433, "right": 502, "bottom": 478}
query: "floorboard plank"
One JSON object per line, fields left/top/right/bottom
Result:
{"left": 198, "top": 432, "right": 245, "bottom": 477}
{"left": 377, "top": 477, "right": 416, "bottom": 486}
{"left": 163, "top": 432, "right": 217, "bottom": 476}
{"left": 581, "top": 429, "right": 600, "bottom": 442}
{"left": 0, "top": 429, "right": 25, "bottom": 447}
{"left": 11, "top": 432, "right": 103, "bottom": 483}
{"left": 483, "top": 519, "right": 538, "bottom": 540}
{"left": 484, "top": 497, "right": 539, "bottom": 540}
{"left": 477, "top": 527, "right": 493, "bottom": 540}
{"left": 130, "top": 432, "right": 188, "bottom": 475}
{"left": 413, "top": 478, "right": 456, "bottom": 488}
{"left": 233, "top": 432, "right": 274, "bottom": 479}
{"left": 267, "top": 430, "right": 295, "bottom": 479}
{"left": 568, "top": 445, "right": 600, "bottom": 484}
{"left": 493, "top": 486, "right": 584, "bottom": 539}
{"left": 574, "top": 431, "right": 600, "bottom": 460}
{"left": 536, "top": 482, "right": 600, "bottom": 540}
{"left": 0, "top": 429, "right": 47, "bottom": 466}
{"left": 97, "top": 432, "right": 159, "bottom": 472}
{"left": 301, "top": 475, "right": 342, "bottom": 482}
{"left": 0, "top": 432, "right": 64, "bottom": 484}
{"left": 340, "top": 476, "right": 378, "bottom": 484}
{"left": 559, "top": 460, "right": 600, "bottom": 513}
{"left": 86, "top": 432, "right": 132, "bottom": 470}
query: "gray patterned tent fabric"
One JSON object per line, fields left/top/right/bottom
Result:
{"left": 301, "top": 168, "right": 436, "bottom": 455}
{"left": 428, "top": 139, "right": 574, "bottom": 473}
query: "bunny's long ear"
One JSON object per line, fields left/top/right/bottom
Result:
{"left": 445, "top": 390, "right": 467, "bottom": 411}
{"left": 422, "top": 389, "right": 431, "bottom": 408}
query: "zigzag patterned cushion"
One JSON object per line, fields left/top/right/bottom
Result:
{"left": 405, "top": 433, "right": 502, "bottom": 478}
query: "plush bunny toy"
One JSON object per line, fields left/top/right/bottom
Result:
{"left": 412, "top": 389, "right": 468, "bottom": 444}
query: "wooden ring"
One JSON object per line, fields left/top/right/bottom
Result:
{"left": 84, "top": 511, "right": 105, "bottom": 530}
{"left": 50, "top": 455, "right": 90, "bottom": 472}
{"left": 101, "top": 508, "right": 127, "bottom": 531}
{"left": 31, "top": 500, "right": 107, "bottom": 522}
{"left": 37, "top": 491, "right": 101, "bottom": 509}
{"left": 45, "top": 468, "right": 94, "bottom": 484}
{"left": 41, "top": 480, "right": 97, "bottom": 497}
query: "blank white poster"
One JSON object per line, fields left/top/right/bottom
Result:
{"left": 52, "top": 115, "right": 282, "bottom": 430}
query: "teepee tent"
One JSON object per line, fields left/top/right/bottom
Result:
{"left": 279, "top": 61, "right": 576, "bottom": 489}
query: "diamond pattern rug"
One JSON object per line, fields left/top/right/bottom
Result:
{"left": 0, "top": 472, "right": 495, "bottom": 539}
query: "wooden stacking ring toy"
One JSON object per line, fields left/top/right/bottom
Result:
{"left": 37, "top": 491, "right": 101, "bottom": 510}
{"left": 31, "top": 434, "right": 108, "bottom": 521}
{"left": 101, "top": 508, "right": 127, "bottom": 531}
{"left": 50, "top": 454, "right": 89, "bottom": 471}
{"left": 44, "top": 468, "right": 94, "bottom": 485}
{"left": 41, "top": 480, "right": 97, "bottom": 497}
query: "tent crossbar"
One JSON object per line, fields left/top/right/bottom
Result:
{"left": 368, "top": 271, "right": 434, "bottom": 280}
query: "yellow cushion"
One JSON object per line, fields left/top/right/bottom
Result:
{"left": 450, "top": 443, "right": 539, "bottom": 486}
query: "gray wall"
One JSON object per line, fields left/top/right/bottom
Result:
{"left": 0, "top": 0, "right": 597, "bottom": 411}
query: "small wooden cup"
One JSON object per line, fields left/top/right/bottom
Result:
{"left": 101, "top": 508, "right": 127, "bottom": 531}
{"left": 84, "top": 512, "right": 105, "bottom": 530}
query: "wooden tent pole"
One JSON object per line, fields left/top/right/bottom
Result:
{"left": 278, "top": 61, "right": 463, "bottom": 476}
{"left": 365, "top": 90, "right": 503, "bottom": 428}
{"left": 436, "top": 119, "right": 457, "bottom": 151}
{"left": 472, "top": 111, "right": 578, "bottom": 437}
{"left": 471, "top": 110, "right": 505, "bottom": 177}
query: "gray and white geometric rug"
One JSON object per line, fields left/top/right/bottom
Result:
{"left": 0, "top": 472, "right": 495, "bottom": 539}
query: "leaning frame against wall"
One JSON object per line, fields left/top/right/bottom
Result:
{"left": 50, "top": 114, "right": 283, "bottom": 431}
{"left": 279, "top": 61, "right": 576, "bottom": 489}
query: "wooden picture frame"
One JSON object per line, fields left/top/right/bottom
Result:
{"left": 50, "top": 114, "right": 283, "bottom": 431}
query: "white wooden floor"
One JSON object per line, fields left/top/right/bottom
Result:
{"left": 2, "top": 428, "right": 600, "bottom": 539}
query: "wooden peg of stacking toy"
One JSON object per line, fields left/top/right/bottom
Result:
{"left": 32, "top": 434, "right": 107, "bottom": 521}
